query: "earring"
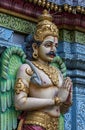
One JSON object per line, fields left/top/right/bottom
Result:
{"left": 33, "top": 51, "right": 38, "bottom": 59}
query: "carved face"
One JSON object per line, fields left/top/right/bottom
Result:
{"left": 33, "top": 36, "right": 58, "bottom": 62}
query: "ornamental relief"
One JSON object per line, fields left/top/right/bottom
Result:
{"left": 76, "top": 99, "right": 85, "bottom": 130}
{"left": 1, "top": 13, "right": 85, "bottom": 44}
{"left": 0, "top": 13, "right": 36, "bottom": 34}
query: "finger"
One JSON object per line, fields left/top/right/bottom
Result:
{"left": 64, "top": 76, "right": 72, "bottom": 81}
{"left": 64, "top": 78, "right": 72, "bottom": 87}
{"left": 63, "top": 79, "right": 70, "bottom": 87}
{"left": 65, "top": 77, "right": 72, "bottom": 83}
{"left": 63, "top": 82, "right": 72, "bottom": 91}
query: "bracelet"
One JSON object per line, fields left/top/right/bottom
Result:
{"left": 54, "top": 97, "right": 62, "bottom": 106}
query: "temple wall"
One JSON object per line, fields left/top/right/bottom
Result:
{"left": 58, "top": 31, "right": 85, "bottom": 130}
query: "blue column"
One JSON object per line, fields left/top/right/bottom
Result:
{"left": 58, "top": 41, "right": 85, "bottom": 130}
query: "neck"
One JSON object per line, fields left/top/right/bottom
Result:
{"left": 37, "top": 58, "right": 50, "bottom": 66}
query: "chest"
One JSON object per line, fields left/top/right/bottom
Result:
{"left": 29, "top": 83, "right": 59, "bottom": 98}
{"left": 35, "top": 67, "right": 63, "bottom": 88}
{"left": 29, "top": 67, "right": 63, "bottom": 98}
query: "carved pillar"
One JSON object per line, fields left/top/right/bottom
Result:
{"left": 58, "top": 29, "right": 85, "bottom": 130}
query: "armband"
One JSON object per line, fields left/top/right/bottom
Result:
{"left": 15, "top": 78, "right": 29, "bottom": 95}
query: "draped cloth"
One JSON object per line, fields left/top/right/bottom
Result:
{"left": 22, "top": 124, "right": 45, "bottom": 130}
{"left": 17, "top": 111, "right": 59, "bottom": 130}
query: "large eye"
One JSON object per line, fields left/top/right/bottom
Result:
{"left": 44, "top": 42, "right": 53, "bottom": 48}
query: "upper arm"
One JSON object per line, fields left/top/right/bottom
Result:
{"left": 14, "top": 64, "right": 33, "bottom": 109}
{"left": 15, "top": 64, "right": 33, "bottom": 95}
{"left": 17, "top": 63, "right": 32, "bottom": 86}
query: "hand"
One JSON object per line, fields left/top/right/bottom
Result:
{"left": 58, "top": 77, "right": 73, "bottom": 102}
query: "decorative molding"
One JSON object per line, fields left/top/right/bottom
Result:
{"left": 58, "top": 41, "right": 85, "bottom": 55}
{"left": 0, "top": 0, "right": 85, "bottom": 33}
{"left": 59, "top": 30, "right": 85, "bottom": 44}
{"left": 1, "top": 12, "right": 85, "bottom": 44}
{"left": 0, "top": 13, "right": 36, "bottom": 34}
{"left": 0, "top": 0, "right": 41, "bottom": 20}
{"left": 67, "top": 70, "right": 85, "bottom": 78}
{"left": 48, "top": 0, "right": 85, "bottom": 7}
{"left": 1, "top": 0, "right": 85, "bottom": 15}
{"left": 55, "top": 12, "right": 85, "bottom": 32}
{"left": 0, "top": 8, "right": 37, "bottom": 23}
{"left": 58, "top": 53, "right": 85, "bottom": 70}
{"left": 27, "top": 0, "right": 85, "bottom": 14}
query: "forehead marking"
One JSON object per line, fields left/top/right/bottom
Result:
{"left": 54, "top": 37, "right": 56, "bottom": 42}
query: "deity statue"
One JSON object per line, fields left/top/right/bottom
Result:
{"left": 14, "top": 10, "right": 72, "bottom": 130}
{"left": 0, "top": 10, "right": 72, "bottom": 130}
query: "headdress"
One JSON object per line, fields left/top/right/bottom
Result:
{"left": 34, "top": 10, "right": 58, "bottom": 42}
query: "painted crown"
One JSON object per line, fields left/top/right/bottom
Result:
{"left": 34, "top": 10, "right": 58, "bottom": 42}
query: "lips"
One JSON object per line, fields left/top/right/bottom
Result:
{"left": 46, "top": 51, "right": 56, "bottom": 58}
{"left": 49, "top": 55, "right": 55, "bottom": 58}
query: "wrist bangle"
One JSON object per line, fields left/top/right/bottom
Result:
{"left": 54, "top": 97, "right": 62, "bottom": 106}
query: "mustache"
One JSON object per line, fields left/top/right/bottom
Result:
{"left": 46, "top": 51, "right": 56, "bottom": 56}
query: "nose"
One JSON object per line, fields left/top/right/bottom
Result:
{"left": 51, "top": 45, "right": 56, "bottom": 52}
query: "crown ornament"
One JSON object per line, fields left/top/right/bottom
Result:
{"left": 34, "top": 10, "right": 58, "bottom": 42}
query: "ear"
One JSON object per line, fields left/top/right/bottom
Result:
{"left": 32, "top": 43, "right": 38, "bottom": 51}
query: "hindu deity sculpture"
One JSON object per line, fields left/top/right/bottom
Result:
{"left": 0, "top": 10, "right": 72, "bottom": 130}
{"left": 13, "top": 10, "right": 72, "bottom": 130}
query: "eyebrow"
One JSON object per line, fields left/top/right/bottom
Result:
{"left": 43, "top": 41, "right": 58, "bottom": 45}
{"left": 44, "top": 41, "right": 53, "bottom": 44}
{"left": 43, "top": 39, "right": 54, "bottom": 43}
{"left": 43, "top": 40, "right": 54, "bottom": 45}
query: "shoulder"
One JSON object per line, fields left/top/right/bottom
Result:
{"left": 19, "top": 63, "right": 32, "bottom": 72}
{"left": 17, "top": 63, "right": 33, "bottom": 78}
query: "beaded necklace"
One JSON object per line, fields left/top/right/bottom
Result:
{"left": 32, "top": 61, "right": 59, "bottom": 87}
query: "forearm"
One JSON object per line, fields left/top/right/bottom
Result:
{"left": 15, "top": 94, "right": 54, "bottom": 111}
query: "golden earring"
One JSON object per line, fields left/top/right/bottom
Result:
{"left": 33, "top": 51, "right": 38, "bottom": 59}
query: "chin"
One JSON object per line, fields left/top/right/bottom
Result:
{"left": 47, "top": 57, "right": 54, "bottom": 62}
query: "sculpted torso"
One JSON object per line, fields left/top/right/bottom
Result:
{"left": 15, "top": 63, "right": 63, "bottom": 117}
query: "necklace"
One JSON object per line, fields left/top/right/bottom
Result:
{"left": 32, "top": 61, "right": 59, "bottom": 87}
